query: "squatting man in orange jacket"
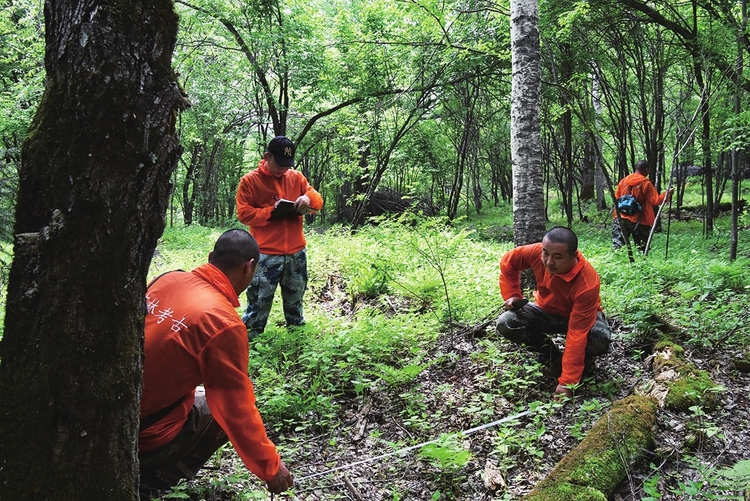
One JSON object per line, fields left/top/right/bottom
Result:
{"left": 495, "top": 227, "right": 612, "bottom": 398}
{"left": 139, "top": 229, "right": 293, "bottom": 496}
{"left": 236, "top": 136, "right": 324, "bottom": 340}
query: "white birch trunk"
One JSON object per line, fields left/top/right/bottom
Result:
{"left": 510, "top": 0, "right": 546, "bottom": 246}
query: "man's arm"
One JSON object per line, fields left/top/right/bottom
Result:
{"left": 299, "top": 173, "right": 323, "bottom": 211}
{"left": 236, "top": 176, "right": 275, "bottom": 227}
{"left": 558, "top": 288, "right": 600, "bottom": 388}
{"left": 200, "top": 325, "right": 287, "bottom": 487}
{"left": 644, "top": 180, "right": 671, "bottom": 207}
{"left": 499, "top": 244, "right": 537, "bottom": 300}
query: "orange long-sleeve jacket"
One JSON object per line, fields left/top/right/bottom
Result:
{"left": 499, "top": 243, "right": 603, "bottom": 386}
{"left": 614, "top": 172, "right": 667, "bottom": 226}
{"left": 236, "top": 160, "right": 324, "bottom": 255}
{"left": 140, "top": 263, "right": 281, "bottom": 482}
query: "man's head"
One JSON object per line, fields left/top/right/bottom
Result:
{"left": 635, "top": 160, "right": 650, "bottom": 174}
{"left": 541, "top": 226, "right": 578, "bottom": 275}
{"left": 264, "top": 136, "right": 295, "bottom": 177}
{"left": 209, "top": 229, "right": 260, "bottom": 293}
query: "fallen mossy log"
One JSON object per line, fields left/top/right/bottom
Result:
{"left": 638, "top": 340, "right": 723, "bottom": 412}
{"left": 522, "top": 395, "right": 658, "bottom": 501}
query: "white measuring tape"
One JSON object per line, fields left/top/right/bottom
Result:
{"left": 296, "top": 408, "right": 534, "bottom": 482}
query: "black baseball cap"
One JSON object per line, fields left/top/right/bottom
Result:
{"left": 267, "top": 136, "right": 296, "bottom": 167}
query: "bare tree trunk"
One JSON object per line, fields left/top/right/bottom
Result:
{"left": 592, "top": 71, "right": 607, "bottom": 210}
{"left": 198, "top": 138, "right": 223, "bottom": 225}
{"left": 183, "top": 143, "right": 203, "bottom": 226}
{"left": 0, "top": 2, "right": 187, "bottom": 500}
{"left": 581, "top": 134, "right": 596, "bottom": 201}
{"left": 511, "top": 0, "right": 546, "bottom": 252}
{"left": 701, "top": 92, "right": 714, "bottom": 233}
{"left": 731, "top": 0, "right": 747, "bottom": 261}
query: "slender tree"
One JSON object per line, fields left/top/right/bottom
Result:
{"left": 731, "top": 0, "right": 747, "bottom": 261}
{"left": 0, "top": 1, "right": 187, "bottom": 499}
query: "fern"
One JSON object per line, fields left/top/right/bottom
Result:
{"left": 711, "top": 459, "right": 750, "bottom": 493}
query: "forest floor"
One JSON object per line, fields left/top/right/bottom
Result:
{"left": 168, "top": 306, "right": 750, "bottom": 501}
{"left": 284, "top": 325, "right": 749, "bottom": 500}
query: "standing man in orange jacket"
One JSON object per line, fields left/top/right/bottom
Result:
{"left": 495, "top": 227, "right": 612, "bottom": 398}
{"left": 613, "top": 159, "right": 673, "bottom": 252}
{"left": 236, "top": 136, "right": 324, "bottom": 340}
{"left": 139, "top": 229, "right": 293, "bottom": 496}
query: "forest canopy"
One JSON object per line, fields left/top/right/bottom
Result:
{"left": 1, "top": 0, "right": 749, "bottom": 239}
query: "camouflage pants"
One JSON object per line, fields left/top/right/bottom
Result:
{"left": 612, "top": 218, "right": 651, "bottom": 253}
{"left": 496, "top": 303, "right": 612, "bottom": 362}
{"left": 243, "top": 248, "right": 308, "bottom": 340}
{"left": 139, "top": 387, "right": 228, "bottom": 495}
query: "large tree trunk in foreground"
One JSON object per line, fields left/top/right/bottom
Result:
{"left": 524, "top": 396, "right": 658, "bottom": 500}
{"left": 0, "top": 1, "right": 187, "bottom": 500}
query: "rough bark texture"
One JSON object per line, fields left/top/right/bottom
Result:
{"left": 0, "top": 1, "right": 187, "bottom": 500}
{"left": 523, "top": 396, "right": 659, "bottom": 501}
{"left": 510, "top": 0, "right": 545, "bottom": 250}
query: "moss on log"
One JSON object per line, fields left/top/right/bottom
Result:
{"left": 642, "top": 340, "right": 722, "bottom": 412}
{"left": 522, "top": 396, "right": 658, "bottom": 501}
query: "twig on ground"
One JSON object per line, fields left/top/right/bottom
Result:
{"left": 343, "top": 476, "right": 365, "bottom": 501}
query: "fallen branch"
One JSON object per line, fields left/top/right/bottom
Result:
{"left": 523, "top": 395, "right": 658, "bottom": 500}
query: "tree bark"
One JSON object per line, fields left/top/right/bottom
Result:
{"left": 731, "top": 0, "right": 747, "bottom": 261}
{"left": 0, "top": 1, "right": 187, "bottom": 500}
{"left": 510, "top": 0, "right": 546, "bottom": 253}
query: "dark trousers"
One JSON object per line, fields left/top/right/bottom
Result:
{"left": 139, "top": 387, "right": 228, "bottom": 494}
{"left": 612, "top": 218, "right": 651, "bottom": 253}
{"left": 495, "top": 303, "right": 612, "bottom": 361}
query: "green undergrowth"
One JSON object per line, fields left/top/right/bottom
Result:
{"left": 149, "top": 211, "right": 750, "bottom": 385}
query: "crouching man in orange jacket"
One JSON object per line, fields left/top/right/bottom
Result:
{"left": 495, "top": 227, "right": 612, "bottom": 398}
{"left": 139, "top": 229, "right": 293, "bottom": 496}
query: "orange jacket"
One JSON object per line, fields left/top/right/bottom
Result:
{"left": 614, "top": 172, "right": 667, "bottom": 226}
{"left": 499, "top": 243, "right": 602, "bottom": 386}
{"left": 140, "top": 263, "right": 280, "bottom": 482}
{"left": 236, "top": 160, "right": 323, "bottom": 255}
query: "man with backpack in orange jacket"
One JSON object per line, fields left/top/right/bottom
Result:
{"left": 613, "top": 160, "right": 673, "bottom": 252}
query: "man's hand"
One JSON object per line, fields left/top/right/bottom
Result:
{"left": 554, "top": 384, "right": 573, "bottom": 399}
{"left": 504, "top": 297, "right": 529, "bottom": 311}
{"left": 266, "top": 461, "right": 293, "bottom": 494}
{"left": 293, "top": 195, "right": 312, "bottom": 214}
